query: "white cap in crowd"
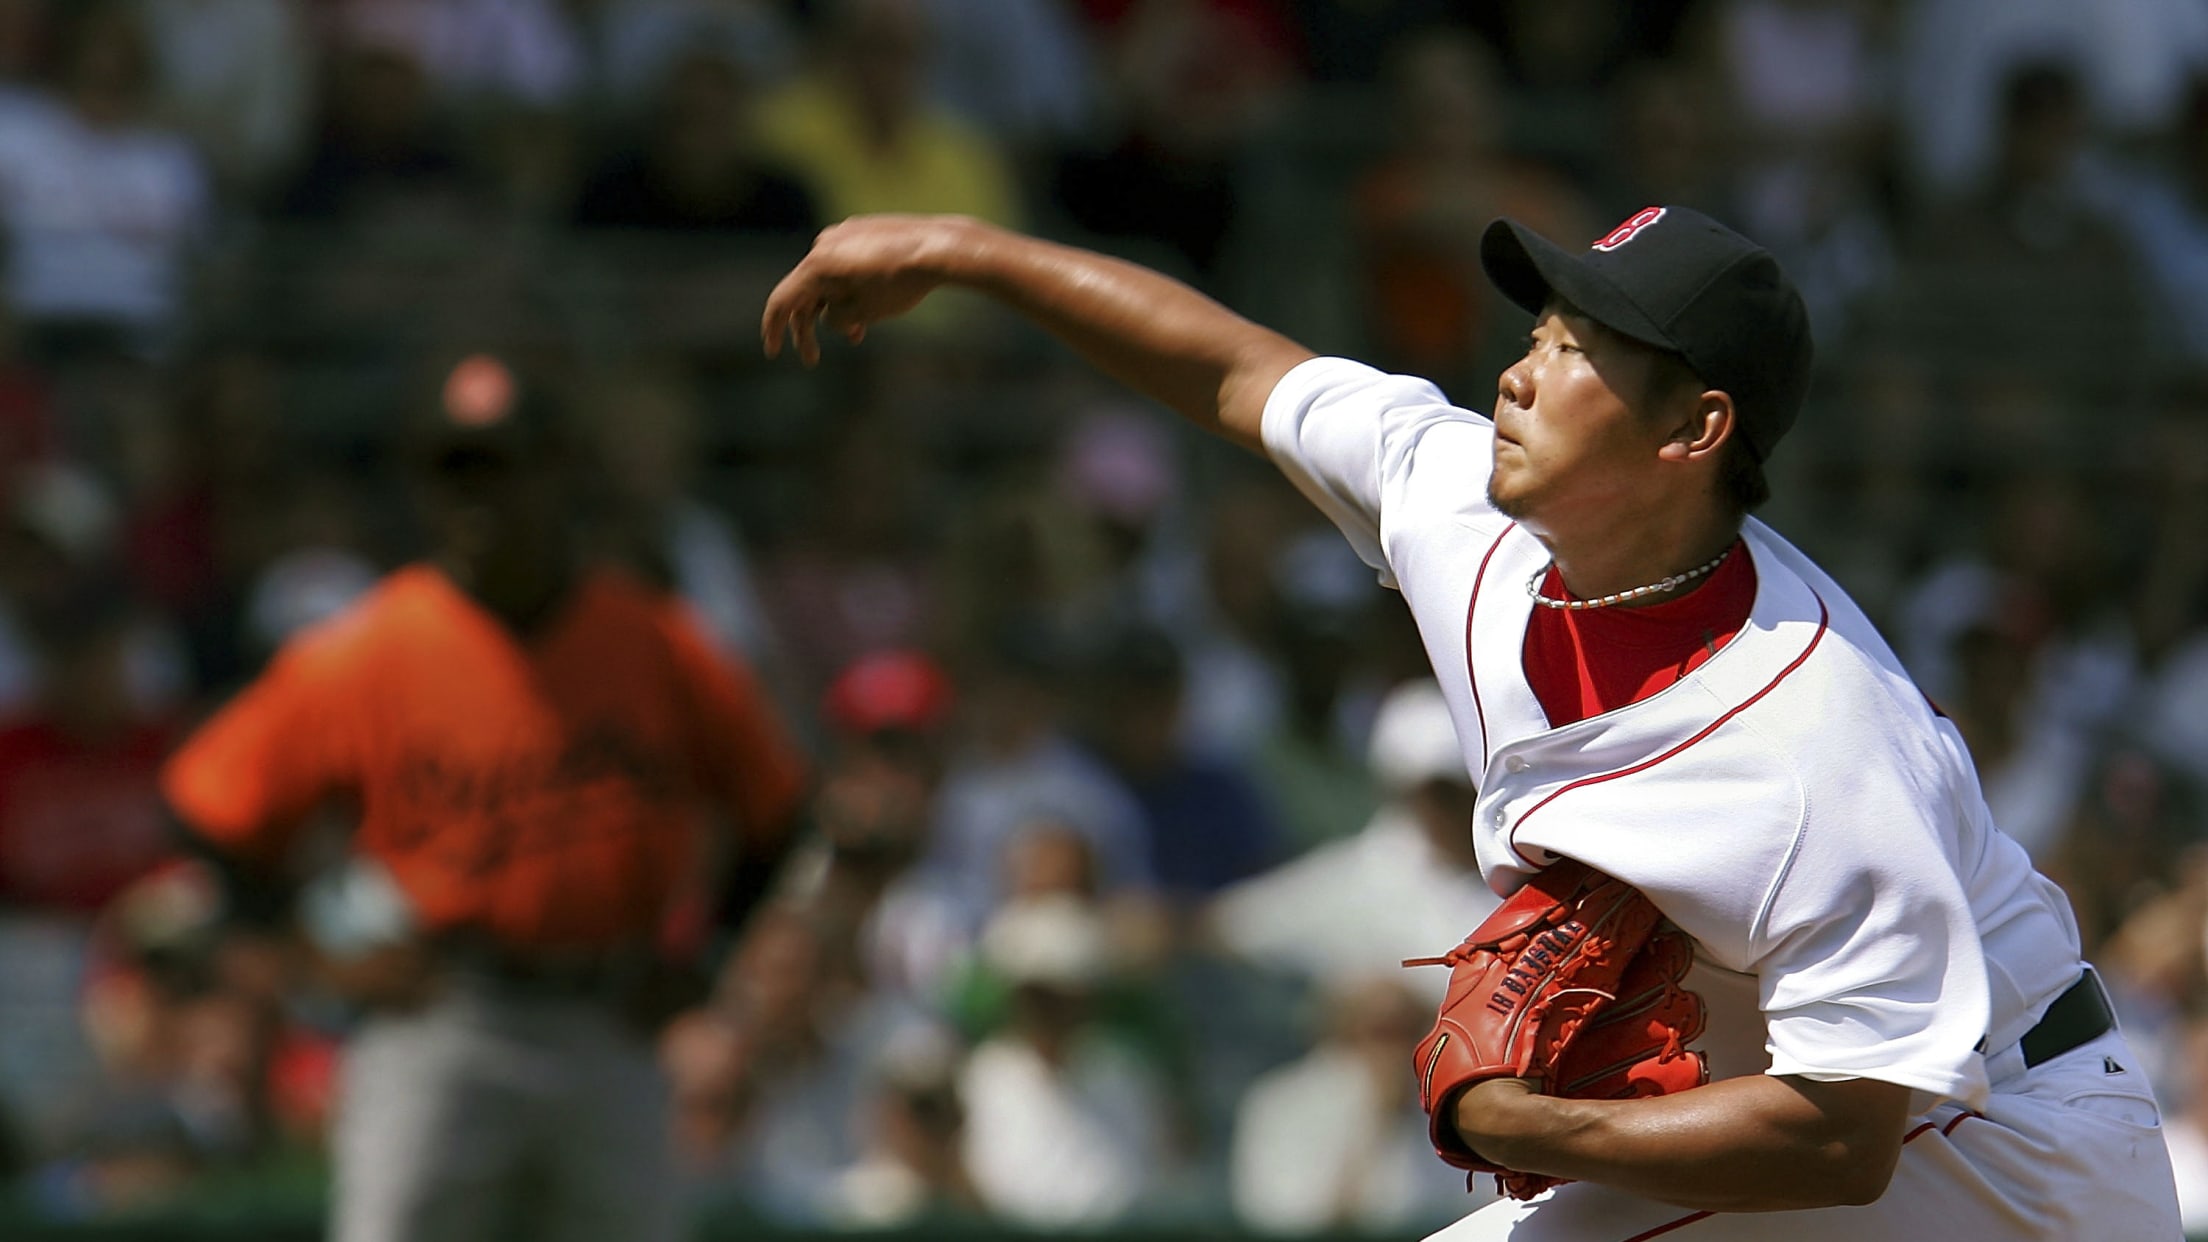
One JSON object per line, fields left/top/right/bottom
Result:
{"left": 979, "top": 894, "right": 1113, "bottom": 991}
{"left": 1365, "top": 679, "right": 1471, "bottom": 795}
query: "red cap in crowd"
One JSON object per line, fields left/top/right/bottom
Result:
{"left": 823, "top": 649, "right": 955, "bottom": 737}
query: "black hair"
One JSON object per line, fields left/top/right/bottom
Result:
{"left": 1717, "top": 433, "right": 1771, "bottom": 514}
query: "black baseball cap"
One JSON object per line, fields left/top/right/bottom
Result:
{"left": 1480, "top": 206, "right": 1813, "bottom": 461}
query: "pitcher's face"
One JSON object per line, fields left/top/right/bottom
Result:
{"left": 1486, "top": 306, "right": 1679, "bottom": 533}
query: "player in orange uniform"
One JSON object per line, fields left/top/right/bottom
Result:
{"left": 161, "top": 354, "right": 809, "bottom": 1242}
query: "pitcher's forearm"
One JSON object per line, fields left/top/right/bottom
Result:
{"left": 1456, "top": 1075, "right": 1911, "bottom": 1212}
{"left": 938, "top": 220, "right": 1314, "bottom": 451}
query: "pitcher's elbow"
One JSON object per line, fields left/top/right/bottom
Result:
{"left": 1826, "top": 1139, "right": 1901, "bottom": 1207}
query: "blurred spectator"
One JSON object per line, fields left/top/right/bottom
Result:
{"left": 795, "top": 648, "right": 964, "bottom": 1003}
{"left": 29, "top": 861, "right": 332, "bottom": 1219}
{"left": 272, "top": 38, "right": 477, "bottom": 227}
{"left": 1054, "top": 404, "right": 1206, "bottom": 627}
{"left": 915, "top": 0, "right": 1099, "bottom": 155}
{"left": 577, "top": 0, "right": 797, "bottom": 114}
{"left": 1734, "top": 143, "right": 1896, "bottom": 350}
{"left": 763, "top": 412, "right": 939, "bottom": 694}
{"left": 1941, "top": 604, "right": 2092, "bottom": 861}
{"left": 1053, "top": 0, "right": 1299, "bottom": 276}
{"left": 1921, "top": 60, "right": 2128, "bottom": 264}
{"left": 2161, "top": 1015, "right": 2208, "bottom": 1235}
{"left": 1351, "top": 29, "right": 1594, "bottom": 397}
{"left": 238, "top": 472, "right": 379, "bottom": 658}
{"left": 0, "top": 305, "right": 57, "bottom": 485}
{"left": 1229, "top": 973, "right": 1479, "bottom": 1232}
{"left": 754, "top": 0, "right": 1021, "bottom": 227}
{"left": 2045, "top": 747, "right": 2202, "bottom": 960}
{"left": 580, "top": 363, "right": 786, "bottom": 665}
{"left": 119, "top": 345, "right": 286, "bottom": 694}
{"left": 572, "top": 47, "right": 818, "bottom": 236}
{"left": 927, "top": 628, "right": 1155, "bottom": 930}
{"left": 1176, "top": 476, "right": 1298, "bottom": 760}
{"left": 0, "top": 584, "right": 183, "bottom": 1164}
{"left": 1594, "top": 59, "right": 1741, "bottom": 226}
{"left": 1898, "top": 0, "right": 2208, "bottom": 198}
{"left": 1079, "top": 624, "right": 1281, "bottom": 901}
{"left": 1490, "top": 0, "right": 1637, "bottom": 186}
{"left": 1207, "top": 679, "right": 1495, "bottom": 992}
{"left": 942, "top": 822, "right": 1185, "bottom": 1071}
{"left": 957, "top": 892, "right": 1169, "bottom": 1227}
{"left": 824, "top": 1025, "right": 985, "bottom": 1226}
{"left": 661, "top": 1006, "right": 753, "bottom": 1184}
{"left": 0, "top": 463, "right": 186, "bottom": 723}
{"left": 0, "top": 0, "right": 41, "bottom": 100}
{"left": 1892, "top": 62, "right": 2149, "bottom": 418}
{"left": 2144, "top": 630, "right": 2208, "bottom": 795}
{"left": 0, "top": 1, "right": 210, "bottom": 360}
{"left": 112, "top": 364, "right": 215, "bottom": 618}
{"left": 140, "top": 0, "right": 312, "bottom": 197}
{"left": 1896, "top": 475, "right": 2139, "bottom": 859}
{"left": 2095, "top": 76, "right": 2208, "bottom": 367}
{"left": 0, "top": 912, "right": 94, "bottom": 1167}
{"left": 2134, "top": 404, "right": 2208, "bottom": 791}
{"left": 0, "top": 460, "right": 107, "bottom": 706}
{"left": 2095, "top": 846, "right": 2208, "bottom": 1141}
{"left": 330, "top": 0, "right": 585, "bottom": 112}
{"left": 1714, "top": 0, "right": 1885, "bottom": 151}
{"left": 1286, "top": 0, "right": 1465, "bottom": 84}
{"left": 1711, "top": 0, "right": 1897, "bottom": 349}
{"left": 715, "top": 905, "right": 875, "bottom": 1222}
{"left": 937, "top": 472, "right": 1122, "bottom": 671}
{"left": 938, "top": 404, "right": 1211, "bottom": 683}
{"left": 1249, "top": 530, "right": 1380, "bottom": 853}
{"left": 0, "top": 597, "right": 177, "bottom": 918}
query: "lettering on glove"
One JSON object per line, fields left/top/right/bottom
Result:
{"left": 1404, "top": 858, "right": 1707, "bottom": 1201}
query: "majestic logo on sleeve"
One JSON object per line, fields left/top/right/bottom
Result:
{"left": 1592, "top": 207, "right": 1666, "bottom": 251}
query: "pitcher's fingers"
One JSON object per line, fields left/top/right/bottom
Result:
{"left": 792, "top": 299, "right": 823, "bottom": 366}
{"left": 760, "top": 279, "right": 802, "bottom": 358}
{"left": 761, "top": 302, "right": 784, "bottom": 358}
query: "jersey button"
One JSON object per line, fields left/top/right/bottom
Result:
{"left": 1489, "top": 807, "right": 1507, "bottom": 826}
{"left": 1504, "top": 756, "right": 1529, "bottom": 773}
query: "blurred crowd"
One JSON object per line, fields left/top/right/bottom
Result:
{"left": 0, "top": 0, "right": 2207, "bottom": 1235}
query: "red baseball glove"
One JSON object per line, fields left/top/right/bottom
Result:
{"left": 1405, "top": 858, "right": 1707, "bottom": 1200}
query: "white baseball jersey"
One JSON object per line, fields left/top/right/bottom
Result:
{"left": 1261, "top": 356, "right": 2182, "bottom": 1239}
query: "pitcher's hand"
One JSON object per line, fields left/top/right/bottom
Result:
{"left": 760, "top": 214, "right": 982, "bottom": 365}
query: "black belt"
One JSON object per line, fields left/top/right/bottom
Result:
{"left": 1994, "top": 969, "right": 2117, "bottom": 1070}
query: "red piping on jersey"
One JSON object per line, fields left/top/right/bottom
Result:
{"left": 1611, "top": 1115, "right": 1949, "bottom": 1241}
{"left": 1505, "top": 595, "right": 1831, "bottom": 868}
{"left": 1941, "top": 1110, "right": 1982, "bottom": 1136}
{"left": 1462, "top": 522, "right": 1518, "bottom": 770}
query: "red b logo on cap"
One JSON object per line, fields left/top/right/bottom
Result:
{"left": 1592, "top": 207, "right": 1666, "bottom": 251}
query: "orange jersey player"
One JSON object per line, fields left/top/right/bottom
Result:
{"left": 163, "top": 561, "right": 805, "bottom": 957}
{"left": 161, "top": 353, "right": 808, "bottom": 1242}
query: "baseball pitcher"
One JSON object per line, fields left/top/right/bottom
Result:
{"left": 762, "top": 208, "right": 2183, "bottom": 1239}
